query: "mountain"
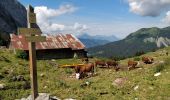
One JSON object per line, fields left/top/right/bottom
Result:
{"left": 88, "top": 27, "right": 170, "bottom": 58}
{"left": 79, "top": 38, "right": 109, "bottom": 48}
{"left": 78, "top": 33, "right": 119, "bottom": 48}
{"left": 79, "top": 33, "right": 119, "bottom": 42}
{"left": 0, "top": 0, "right": 27, "bottom": 45}
{"left": 0, "top": 0, "right": 42, "bottom": 46}
{"left": 0, "top": 0, "right": 27, "bottom": 36}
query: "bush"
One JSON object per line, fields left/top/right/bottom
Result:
{"left": 133, "top": 57, "right": 140, "bottom": 61}
{"left": 15, "top": 50, "right": 28, "bottom": 59}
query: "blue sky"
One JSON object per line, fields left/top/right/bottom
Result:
{"left": 19, "top": 0, "right": 170, "bottom": 38}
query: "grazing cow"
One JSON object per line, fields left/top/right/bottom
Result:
{"left": 75, "top": 63, "right": 95, "bottom": 79}
{"left": 95, "top": 60, "right": 107, "bottom": 67}
{"left": 128, "top": 60, "right": 139, "bottom": 70}
{"left": 142, "top": 56, "right": 154, "bottom": 64}
{"left": 107, "top": 60, "right": 119, "bottom": 71}
{"left": 106, "top": 60, "right": 118, "bottom": 68}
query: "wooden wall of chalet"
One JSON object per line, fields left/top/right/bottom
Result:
{"left": 73, "top": 50, "right": 87, "bottom": 58}
{"left": 35, "top": 48, "right": 87, "bottom": 60}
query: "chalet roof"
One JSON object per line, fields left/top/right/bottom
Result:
{"left": 10, "top": 34, "right": 85, "bottom": 50}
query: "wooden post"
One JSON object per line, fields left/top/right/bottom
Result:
{"left": 27, "top": 5, "right": 38, "bottom": 100}
{"left": 29, "top": 42, "right": 38, "bottom": 100}
{"left": 18, "top": 5, "right": 46, "bottom": 100}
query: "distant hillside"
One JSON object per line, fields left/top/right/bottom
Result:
{"left": 79, "top": 38, "right": 109, "bottom": 48}
{"left": 88, "top": 27, "right": 170, "bottom": 58}
{"left": 78, "top": 33, "right": 119, "bottom": 48}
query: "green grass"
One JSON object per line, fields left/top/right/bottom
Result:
{"left": 0, "top": 48, "right": 170, "bottom": 100}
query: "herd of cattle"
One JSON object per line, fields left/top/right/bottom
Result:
{"left": 73, "top": 56, "right": 154, "bottom": 79}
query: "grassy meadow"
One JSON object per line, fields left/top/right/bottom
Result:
{"left": 0, "top": 47, "right": 170, "bottom": 100}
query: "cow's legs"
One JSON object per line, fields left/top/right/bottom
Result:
{"left": 76, "top": 73, "right": 80, "bottom": 79}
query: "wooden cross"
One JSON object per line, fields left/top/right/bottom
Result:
{"left": 18, "top": 5, "right": 46, "bottom": 100}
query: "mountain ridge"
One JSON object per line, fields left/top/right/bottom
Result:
{"left": 78, "top": 33, "right": 119, "bottom": 48}
{"left": 88, "top": 26, "right": 170, "bottom": 58}
{"left": 78, "top": 33, "right": 119, "bottom": 42}
{"left": 0, "top": 0, "right": 27, "bottom": 33}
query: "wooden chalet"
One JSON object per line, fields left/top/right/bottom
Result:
{"left": 9, "top": 34, "right": 87, "bottom": 59}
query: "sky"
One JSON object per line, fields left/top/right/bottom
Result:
{"left": 19, "top": 0, "right": 170, "bottom": 39}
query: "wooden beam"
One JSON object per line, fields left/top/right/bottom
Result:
{"left": 28, "top": 42, "right": 38, "bottom": 100}
{"left": 29, "top": 13, "right": 36, "bottom": 23}
{"left": 27, "top": 5, "right": 41, "bottom": 100}
{"left": 18, "top": 28, "right": 42, "bottom": 35}
{"left": 25, "top": 36, "right": 46, "bottom": 42}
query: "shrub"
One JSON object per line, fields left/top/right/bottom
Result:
{"left": 133, "top": 57, "right": 140, "bottom": 61}
{"left": 15, "top": 50, "right": 28, "bottom": 59}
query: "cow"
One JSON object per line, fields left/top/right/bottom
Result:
{"left": 106, "top": 60, "right": 118, "bottom": 68}
{"left": 95, "top": 60, "right": 107, "bottom": 67}
{"left": 107, "top": 60, "right": 120, "bottom": 71}
{"left": 75, "top": 63, "right": 95, "bottom": 79}
{"left": 142, "top": 56, "right": 154, "bottom": 64}
{"left": 128, "top": 60, "right": 139, "bottom": 70}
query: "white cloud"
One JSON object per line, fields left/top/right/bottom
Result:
{"left": 35, "top": 4, "right": 77, "bottom": 20}
{"left": 34, "top": 4, "right": 77, "bottom": 34}
{"left": 162, "top": 11, "right": 170, "bottom": 24}
{"left": 58, "top": 22, "right": 88, "bottom": 36}
{"left": 73, "top": 22, "right": 88, "bottom": 33}
{"left": 128, "top": 0, "right": 170, "bottom": 17}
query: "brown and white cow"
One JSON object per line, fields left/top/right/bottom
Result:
{"left": 128, "top": 60, "right": 139, "bottom": 70}
{"left": 106, "top": 60, "right": 118, "bottom": 68}
{"left": 142, "top": 56, "right": 154, "bottom": 64}
{"left": 75, "top": 63, "right": 95, "bottom": 79}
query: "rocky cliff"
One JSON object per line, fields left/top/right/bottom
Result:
{"left": 0, "top": 0, "right": 27, "bottom": 40}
